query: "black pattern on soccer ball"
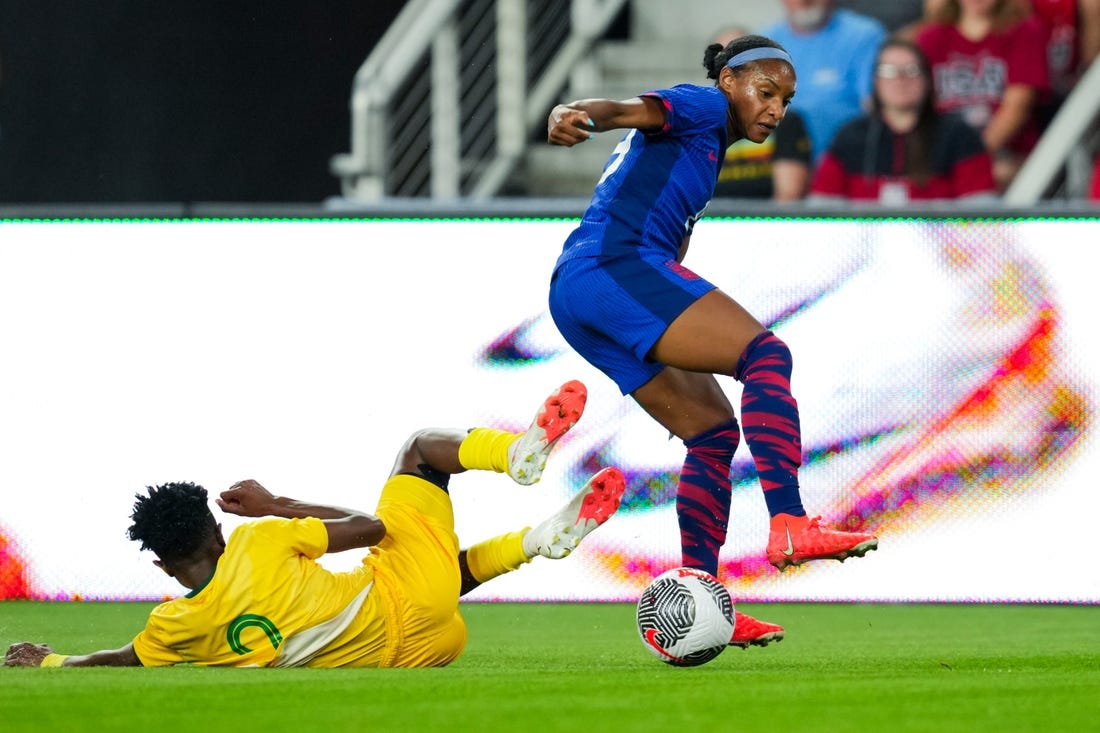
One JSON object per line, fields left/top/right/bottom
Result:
{"left": 702, "top": 575, "right": 735, "bottom": 620}
{"left": 637, "top": 577, "right": 694, "bottom": 647}
{"left": 635, "top": 569, "right": 735, "bottom": 667}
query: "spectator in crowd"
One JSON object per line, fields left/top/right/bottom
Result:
{"left": 916, "top": 0, "right": 1049, "bottom": 191}
{"left": 1019, "top": 0, "right": 1100, "bottom": 123}
{"left": 921, "top": 0, "right": 1100, "bottom": 103}
{"left": 810, "top": 37, "right": 996, "bottom": 203}
{"left": 711, "top": 27, "right": 812, "bottom": 200}
{"left": 763, "top": 0, "right": 887, "bottom": 159}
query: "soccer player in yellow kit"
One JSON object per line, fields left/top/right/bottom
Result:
{"left": 4, "top": 381, "right": 625, "bottom": 669}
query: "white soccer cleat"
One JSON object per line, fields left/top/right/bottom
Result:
{"left": 507, "top": 380, "right": 587, "bottom": 485}
{"left": 523, "top": 466, "right": 626, "bottom": 559}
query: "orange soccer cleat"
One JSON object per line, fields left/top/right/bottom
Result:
{"left": 767, "top": 513, "right": 879, "bottom": 571}
{"left": 729, "top": 610, "right": 785, "bottom": 648}
{"left": 507, "top": 380, "right": 588, "bottom": 485}
{"left": 523, "top": 466, "right": 626, "bottom": 559}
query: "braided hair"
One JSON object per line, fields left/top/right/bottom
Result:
{"left": 128, "top": 481, "right": 218, "bottom": 563}
{"left": 703, "top": 34, "right": 790, "bottom": 82}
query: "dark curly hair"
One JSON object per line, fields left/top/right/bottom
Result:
{"left": 703, "top": 34, "right": 790, "bottom": 82}
{"left": 127, "top": 481, "right": 218, "bottom": 563}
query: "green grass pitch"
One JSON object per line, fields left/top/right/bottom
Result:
{"left": 1, "top": 601, "right": 1098, "bottom": 733}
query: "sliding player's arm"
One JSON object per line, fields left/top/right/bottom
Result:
{"left": 217, "top": 479, "right": 386, "bottom": 553}
{"left": 4, "top": 641, "right": 141, "bottom": 667}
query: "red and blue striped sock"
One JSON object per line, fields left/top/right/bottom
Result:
{"left": 735, "top": 331, "right": 806, "bottom": 518}
{"left": 677, "top": 418, "right": 740, "bottom": 576}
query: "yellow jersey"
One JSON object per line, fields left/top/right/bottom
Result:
{"left": 132, "top": 517, "right": 380, "bottom": 667}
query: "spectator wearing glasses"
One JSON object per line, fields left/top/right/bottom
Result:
{"left": 810, "top": 37, "right": 996, "bottom": 203}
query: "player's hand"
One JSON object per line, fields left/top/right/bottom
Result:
{"left": 217, "top": 479, "right": 277, "bottom": 517}
{"left": 547, "top": 105, "right": 595, "bottom": 146}
{"left": 5, "top": 642, "right": 53, "bottom": 667}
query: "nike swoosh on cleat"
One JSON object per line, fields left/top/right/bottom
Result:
{"left": 783, "top": 525, "right": 795, "bottom": 556}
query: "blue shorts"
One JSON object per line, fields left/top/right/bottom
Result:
{"left": 549, "top": 251, "right": 716, "bottom": 395}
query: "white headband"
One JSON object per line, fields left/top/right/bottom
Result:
{"left": 725, "top": 47, "right": 794, "bottom": 69}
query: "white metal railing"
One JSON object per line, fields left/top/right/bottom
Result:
{"left": 328, "top": 0, "right": 461, "bottom": 200}
{"left": 1004, "top": 56, "right": 1100, "bottom": 204}
{"left": 329, "top": 0, "right": 628, "bottom": 201}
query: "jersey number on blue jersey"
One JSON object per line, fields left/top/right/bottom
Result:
{"left": 597, "top": 131, "right": 638, "bottom": 187}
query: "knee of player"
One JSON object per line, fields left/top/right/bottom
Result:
{"left": 395, "top": 428, "right": 440, "bottom": 468}
{"left": 684, "top": 417, "right": 741, "bottom": 453}
{"left": 734, "top": 330, "right": 793, "bottom": 381}
{"left": 389, "top": 429, "right": 455, "bottom": 491}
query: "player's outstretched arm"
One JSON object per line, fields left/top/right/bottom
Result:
{"left": 547, "top": 96, "right": 666, "bottom": 146}
{"left": 217, "top": 479, "right": 386, "bottom": 553}
{"left": 4, "top": 641, "right": 141, "bottom": 667}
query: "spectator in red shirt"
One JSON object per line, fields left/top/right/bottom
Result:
{"left": 924, "top": 1, "right": 1100, "bottom": 99}
{"left": 810, "top": 37, "right": 996, "bottom": 203}
{"left": 1018, "top": 0, "right": 1100, "bottom": 126}
{"left": 916, "top": 0, "right": 1049, "bottom": 191}
{"left": 1026, "top": 0, "right": 1100, "bottom": 95}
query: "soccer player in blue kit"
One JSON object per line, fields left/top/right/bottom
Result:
{"left": 546, "top": 34, "right": 879, "bottom": 648}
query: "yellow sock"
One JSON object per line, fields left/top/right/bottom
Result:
{"left": 464, "top": 530, "right": 532, "bottom": 583}
{"left": 458, "top": 428, "right": 518, "bottom": 473}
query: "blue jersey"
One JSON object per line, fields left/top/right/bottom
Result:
{"left": 555, "top": 84, "right": 729, "bottom": 269}
{"left": 549, "top": 84, "right": 729, "bottom": 395}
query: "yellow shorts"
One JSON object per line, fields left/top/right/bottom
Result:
{"left": 363, "top": 474, "right": 467, "bottom": 668}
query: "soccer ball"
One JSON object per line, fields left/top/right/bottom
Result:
{"left": 636, "top": 567, "right": 735, "bottom": 667}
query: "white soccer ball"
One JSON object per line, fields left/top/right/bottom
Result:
{"left": 635, "top": 567, "right": 735, "bottom": 667}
